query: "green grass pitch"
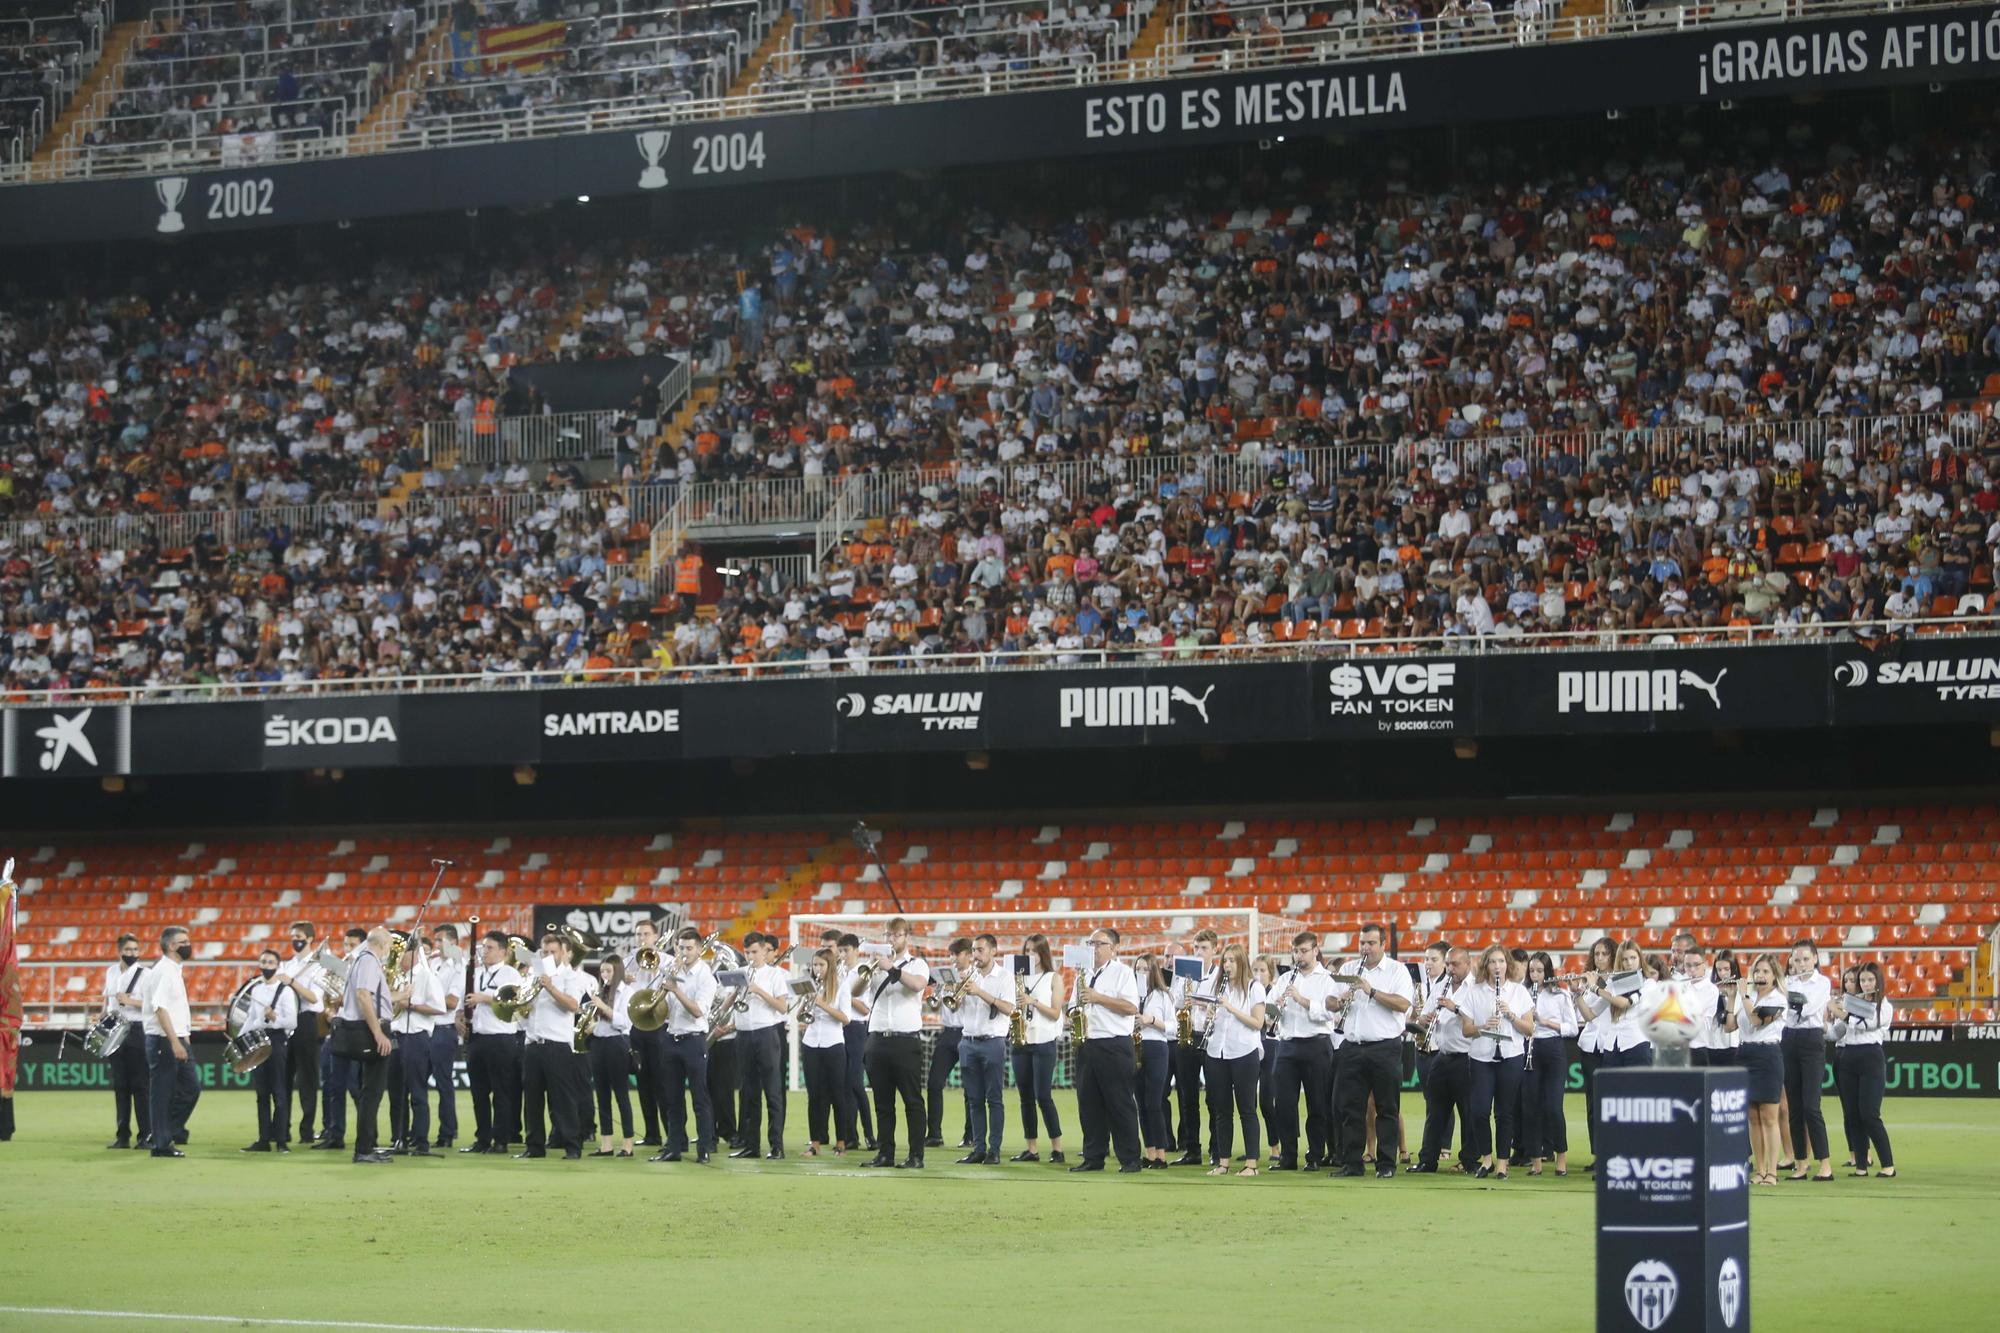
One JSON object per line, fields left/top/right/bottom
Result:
{"left": 0, "top": 1093, "right": 1996, "bottom": 1332}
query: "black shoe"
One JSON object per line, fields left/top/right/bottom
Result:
{"left": 150, "top": 1148, "right": 186, "bottom": 1158}
{"left": 1302, "top": 1158, "right": 1323, "bottom": 1170}
{"left": 1171, "top": 1152, "right": 1201, "bottom": 1166}
{"left": 956, "top": 1152, "right": 989, "bottom": 1165}
{"left": 729, "top": 1147, "right": 759, "bottom": 1159}
{"left": 1474, "top": 1163, "right": 1494, "bottom": 1179}
{"left": 924, "top": 1137, "right": 945, "bottom": 1148}
{"left": 434, "top": 1138, "right": 452, "bottom": 1149}
{"left": 352, "top": 1152, "right": 393, "bottom": 1164}
{"left": 588, "top": 1149, "right": 615, "bottom": 1158}
{"left": 1270, "top": 1160, "right": 1298, "bottom": 1171}
{"left": 859, "top": 1154, "right": 893, "bottom": 1168}
{"left": 650, "top": 1150, "right": 682, "bottom": 1163}
{"left": 1118, "top": 1162, "right": 1143, "bottom": 1173}
{"left": 864, "top": 1138, "right": 879, "bottom": 1152}
{"left": 240, "top": 1142, "right": 271, "bottom": 1153}
{"left": 766, "top": 1149, "right": 785, "bottom": 1161}
{"left": 957, "top": 1137, "right": 974, "bottom": 1148}
{"left": 1331, "top": 1165, "right": 1364, "bottom": 1177}
{"left": 898, "top": 1156, "right": 923, "bottom": 1169}
{"left": 134, "top": 1137, "right": 153, "bottom": 1150}
{"left": 697, "top": 1151, "right": 712, "bottom": 1164}
{"left": 1008, "top": 1150, "right": 1040, "bottom": 1162}
{"left": 562, "top": 1150, "right": 583, "bottom": 1160}
{"left": 408, "top": 1147, "right": 434, "bottom": 1158}
{"left": 175, "top": 1134, "right": 189, "bottom": 1146}
{"left": 638, "top": 1136, "right": 662, "bottom": 1147}
{"left": 1410, "top": 1162, "right": 1439, "bottom": 1173}
{"left": 1049, "top": 1151, "right": 1067, "bottom": 1164}
{"left": 1375, "top": 1166, "right": 1396, "bottom": 1179}
{"left": 107, "top": 1138, "right": 130, "bottom": 1150}
{"left": 1067, "top": 1161, "right": 1104, "bottom": 1173}
{"left": 459, "top": 1143, "right": 490, "bottom": 1154}
{"left": 309, "top": 1139, "right": 345, "bottom": 1151}
{"left": 514, "top": 1150, "right": 546, "bottom": 1159}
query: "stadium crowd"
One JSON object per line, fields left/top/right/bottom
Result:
{"left": 0, "top": 0, "right": 106, "bottom": 164}
{"left": 6, "top": 119, "right": 2000, "bottom": 690}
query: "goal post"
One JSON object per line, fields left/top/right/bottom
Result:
{"left": 783, "top": 907, "right": 1306, "bottom": 1092}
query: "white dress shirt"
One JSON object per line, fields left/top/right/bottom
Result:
{"left": 1269, "top": 964, "right": 1339, "bottom": 1040}
{"left": 1682, "top": 970, "right": 1721, "bottom": 1050}
{"left": 142, "top": 956, "right": 190, "bottom": 1040}
{"left": 737, "top": 962, "right": 790, "bottom": 1033}
{"left": 1835, "top": 991, "right": 1890, "bottom": 1047}
{"left": 434, "top": 953, "right": 466, "bottom": 1023}
{"left": 1020, "top": 970, "right": 1060, "bottom": 1043}
{"left": 279, "top": 949, "right": 325, "bottom": 1015}
{"left": 866, "top": 952, "right": 931, "bottom": 1034}
{"left": 471, "top": 962, "right": 523, "bottom": 1036}
{"left": 1577, "top": 982, "right": 1616, "bottom": 1053}
{"left": 666, "top": 960, "right": 718, "bottom": 1037}
{"left": 1171, "top": 966, "right": 1218, "bottom": 1038}
{"left": 802, "top": 977, "right": 849, "bottom": 1048}
{"left": 393, "top": 962, "right": 444, "bottom": 1036}
{"left": 1739, "top": 987, "right": 1786, "bottom": 1044}
{"left": 592, "top": 979, "right": 636, "bottom": 1038}
{"left": 959, "top": 960, "right": 1011, "bottom": 1040}
{"left": 1531, "top": 986, "right": 1581, "bottom": 1040}
{"left": 1429, "top": 981, "right": 1472, "bottom": 1055}
{"left": 1081, "top": 958, "right": 1139, "bottom": 1040}
{"left": 1139, "top": 986, "right": 1175, "bottom": 1042}
{"left": 1203, "top": 977, "right": 1266, "bottom": 1059}
{"left": 1341, "top": 956, "right": 1415, "bottom": 1041}
{"left": 1705, "top": 982, "right": 1743, "bottom": 1050}
{"left": 1610, "top": 978, "right": 1661, "bottom": 1052}
{"left": 837, "top": 962, "right": 866, "bottom": 1022}
{"left": 1783, "top": 969, "right": 1832, "bottom": 1032}
{"left": 240, "top": 975, "right": 298, "bottom": 1036}
{"left": 524, "top": 957, "right": 584, "bottom": 1043}
{"left": 1458, "top": 979, "right": 1532, "bottom": 1061}
{"left": 338, "top": 947, "right": 390, "bottom": 1026}
{"left": 103, "top": 959, "right": 149, "bottom": 1022}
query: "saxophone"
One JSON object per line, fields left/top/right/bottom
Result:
{"left": 1068, "top": 970, "right": 1090, "bottom": 1046}
{"left": 1008, "top": 980, "right": 1028, "bottom": 1044}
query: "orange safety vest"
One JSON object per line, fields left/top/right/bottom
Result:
{"left": 675, "top": 554, "right": 703, "bottom": 596}
{"left": 473, "top": 396, "right": 497, "bottom": 436}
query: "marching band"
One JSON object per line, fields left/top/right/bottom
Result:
{"left": 73, "top": 915, "right": 1906, "bottom": 1184}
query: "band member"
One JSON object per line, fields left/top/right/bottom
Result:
{"left": 461, "top": 931, "right": 523, "bottom": 1153}
{"left": 1781, "top": 938, "right": 1834, "bottom": 1181}
{"left": 587, "top": 954, "right": 636, "bottom": 1157}
{"left": 388, "top": 939, "right": 444, "bottom": 1157}
{"left": 925, "top": 937, "right": 972, "bottom": 1150}
{"left": 1454, "top": 945, "right": 1533, "bottom": 1179}
{"left": 708, "top": 968, "right": 742, "bottom": 1151}
{"left": 652, "top": 926, "right": 718, "bottom": 1164}
{"left": 1331, "top": 923, "right": 1412, "bottom": 1179}
{"left": 143, "top": 925, "right": 199, "bottom": 1158}
{"left": 1832, "top": 961, "right": 1896, "bottom": 1177}
{"left": 1414, "top": 945, "right": 1471, "bottom": 1174}
{"left": 1572, "top": 934, "right": 1618, "bottom": 1164}
{"left": 315, "top": 927, "right": 368, "bottom": 1151}
{"left": 1199, "top": 942, "right": 1266, "bottom": 1177}
{"left": 1593, "top": 939, "right": 1653, "bottom": 1070}
{"left": 954, "top": 933, "right": 1014, "bottom": 1164}
{"left": 859, "top": 918, "right": 930, "bottom": 1169}
{"left": 1169, "top": 927, "right": 1218, "bottom": 1165}
{"left": 837, "top": 933, "right": 876, "bottom": 1150}
{"left": 1008, "top": 932, "right": 1065, "bottom": 1163}
{"left": 338, "top": 927, "right": 395, "bottom": 1165}
{"left": 429, "top": 926, "right": 464, "bottom": 1148}
{"left": 1725, "top": 954, "right": 1787, "bottom": 1185}
{"left": 278, "top": 921, "right": 324, "bottom": 1145}
{"left": 629, "top": 918, "right": 666, "bottom": 1146}
{"left": 1267, "top": 931, "right": 1337, "bottom": 1170}
{"left": 518, "top": 931, "right": 586, "bottom": 1160}
{"left": 102, "top": 933, "right": 152, "bottom": 1149}
{"left": 1070, "top": 928, "right": 1142, "bottom": 1173}
{"left": 1251, "top": 956, "right": 1281, "bottom": 1156}
{"left": 798, "top": 948, "right": 851, "bottom": 1157}
{"left": 238, "top": 948, "right": 298, "bottom": 1153}
{"left": 731, "top": 932, "right": 789, "bottom": 1159}
{"left": 1702, "top": 950, "right": 1743, "bottom": 1065}
{"left": 571, "top": 960, "right": 600, "bottom": 1149}
{"left": 1523, "top": 952, "right": 1577, "bottom": 1176}
{"left": 1135, "top": 955, "right": 1175, "bottom": 1168}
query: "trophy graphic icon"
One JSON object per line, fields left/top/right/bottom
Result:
{"left": 635, "top": 130, "right": 670, "bottom": 190}
{"left": 154, "top": 176, "right": 189, "bottom": 234}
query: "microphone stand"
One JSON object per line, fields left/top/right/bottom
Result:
{"left": 850, "top": 822, "right": 905, "bottom": 915}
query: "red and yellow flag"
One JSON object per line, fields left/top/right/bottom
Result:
{"left": 477, "top": 21, "right": 567, "bottom": 73}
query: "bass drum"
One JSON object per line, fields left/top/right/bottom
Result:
{"left": 224, "top": 1028, "right": 272, "bottom": 1074}
{"left": 83, "top": 1012, "right": 129, "bottom": 1059}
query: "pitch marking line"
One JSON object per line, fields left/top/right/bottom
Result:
{"left": 0, "top": 1308, "right": 592, "bottom": 1333}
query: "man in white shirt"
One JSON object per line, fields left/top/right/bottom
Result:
{"left": 518, "top": 932, "right": 586, "bottom": 1160}
{"left": 859, "top": 917, "right": 931, "bottom": 1168}
{"left": 954, "top": 933, "right": 1016, "bottom": 1164}
{"left": 649, "top": 926, "right": 718, "bottom": 1164}
{"left": 924, "top": 938, "right": 974, "bottom": 1152}
{"left": 732, "top": 931, "right": 791, "bottom": 1159}
{"left": 1169, "top": 928, "right": 1219, "bottom": 1165}
{"left": 239, "top": 947, "right": 299, "bottom": 1154}
{"left": 143, "top": 925, "right": 199, "bottom": 1158}
{"left": 460, "top": 930, "right": 524, "bottom": 1154}
{"left": 102, "top": 932, "right": 152, "bottom": 1148}
{"left": 836, "top": 933, "right": 877, "bottom": 1150}
{"left": 1332, "top": 923, "right": 1415, "bottom": 1178}
{"left": 627, "top": 917, "right": 667, "bottom": 1148}
{"left": 1070, "top": 927, "right": 1142, "bottom": 1172}
{"left": 276, "top": 920, "right": 327, "bottom": 1146}
{"left": 336, "top": 927, "right": 396, "bottom": 1164}
{"left": 1269, "top": 930, "right": 1339, "bottom": 1170}
{"left": 388, "top": 941, "right": 446, "bottom": 1157}
{"left": 426, "top": 926, "right": 466, "bottom": 1150}
{"left": 1414, "top": 944, "right": 1472, "bottom": 1174}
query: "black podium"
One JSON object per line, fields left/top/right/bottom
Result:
{"left": 1594, "top": 1066, "right": 1751, "bottom": 1331}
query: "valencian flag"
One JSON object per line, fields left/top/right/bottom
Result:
{"left": 477, "top": 20, "right": 568, "bottom": 73}
{"left": 0, "top": 857, "right": 21, "bottom": 1097}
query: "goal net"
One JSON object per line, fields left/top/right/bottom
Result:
{"left": 785, "top": 908, "right": 1306, "bottom": 1093}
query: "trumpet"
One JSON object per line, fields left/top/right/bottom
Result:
{"left": 635, "top": 943, "right": 665, "bottom": 972}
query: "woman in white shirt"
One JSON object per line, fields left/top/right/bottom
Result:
{"left": 1523, "top": 951, "right": 1579, "bottom": 1177}
{"left": 1722, "top": 953, "right": 1787, "bottom": 1185}
{"left": 1451, "top": 944, "right": 1534, "bottom": 1180}
{"left": 585, "top": 956, "right": 637, "bottom": 1157}
{"left": 1009, "top": 934, "right": 1067, "bottom": 1164}
{"left": 1252, "top": 956, "right": 1282, "bottom": 1162}
{"left": 1135, "top": 955, "right": 1176, "bottom": 1169}
{"left": 1830, "top": 960, "right": 1895, "bottom": 1178}
{"left": 1202, "top": 943, "right": 1267, "bottom": 1177}
{"left": 1780, "top": 938, "right": 1835, "bottom": 1181}
{"left": 1597, "top": 940, "right": 1655, "bottom": 1069}
{"left": 1572, "top": 934, "right": 1619, "bottom": 1164}
{"left": 1831, "top": 966, "right": 1863, "bottom": 1168}
{"left": 1702, "top": 950, "right": 1744, "bottom": 1063}
{"left": 798, "top": 948, "right": 853, "bottom": 1158}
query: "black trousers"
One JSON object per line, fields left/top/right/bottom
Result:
{"left": 864, "top": 1032, "right": 924, "bottom": 1160}
{"left": 289, "top": 1018, "right": 322, "bottom": 1138}
{"left": 1577, "top": 1045, "right": 1602, "bottom": 1152}
{"left": 1469, "top": 1055, "right": 1525, "bottom": 1162}
{"left": 1326, "top": 1042, "right": 1349, "bottom": 1162}
{"left": 467, "top": 1031, "right": 522, "bottom": 1148}
{"left": 111, "top": 1024, "right": 149, "bottom": 1140}
{"left": 1172, "top": 1042, "right": 1203, "bottom": 1154}
{"left": 391, "top": 1032, "right": 433, "bottom": 1147}
{"left": 662, "top": 1032, "right": 715, "bottom": 1153}
{"left": 1782, "top": 1028, "right": 1830, "bottom": 1161}
{"left": 736, "top": 1026, "right": 786, "bottom": 1151}
{"left": 352, "top": 1047, "right": 389, "bottom": 1158}
{"left": 803, "top": 1041, "right": 852, "bottom": 1145}
{"left": 591, "top": 1035, "right": 635, "bottom": 1140}
{"left": 144, "top": 1034, "right": 200, "bottom": 1149}
{"left": 1273, "top": 1036, "right": 1333, "bottom": 1164}
{"left": 253, "top": 1031, "right": 291, "bottom": 1147}
{"left": 1336, "top": 1038, "right": 1402, "bottom": 1170}
{"left": 707, "top": 1039, "right": 739, "bottom": 1141}
{"left": 925, "top": 1027, "right": 966, "bottom": 1143}
{"left": 1077, "top": 1036, "right": 1141, "bottom": 1168}
{"left": 1524, "top": 1036, "right": 1569, "bottom": 1157}
{"left": 1419, "top": 1051, "right": 1470, "bottom": 1169}
{"left": 1203, "top": 1050, "right": 1261, "bottom": 1164}
{"left": 572, "top": 1049, "right": 597, "bottom": 1142}
{"left": 1137, "top": 1040, "right": 1173, "bottom": 1150}
{"left": 632, "top": 1026, "right": 665, "bottom": 1141}
{"left": 1258, "top": 1042, "right": 1280, "bottom": 1152}
{"left": 523, "top": 1037, "right": 581, "bottom": 1153}
{"left": 843, "top": 1021, "right": 874, "bottom": 1139}
{"left": 428, "top": 1024, "right": 459, "bottom": 1142}
{"left": 1836, "top": 1043, "right": 1894, "bottom": 1168}
{"left": 1012, "top": 1039, "right": 1062, "bottom": 1141}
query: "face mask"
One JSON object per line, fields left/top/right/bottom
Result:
{"left": 260, "top": 967, "right": 277, "bottom": 979}
{"left": 291, "top": 939, "right": 307, "bottom": 953}
{"left": 121, "top": 954, "right": 139, "bottom": 966}
{"left": 175, "top": 944, "right": 193, "bottom": 962}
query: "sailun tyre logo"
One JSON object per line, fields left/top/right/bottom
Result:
{"left": 1834, "top": 660, "right": 1870, "bottom": 687}
{"left": 836, "top": 691, "right": 982, "bottom": 731}
{"left": 1623, "top": 1260, "right": 1679, "bottom": 1332}
{"left": 1843, "top": 655, "right": 2000, "bottom": 700}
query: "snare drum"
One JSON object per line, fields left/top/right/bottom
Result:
{"left": 225, "top": 1028, "right": 272, "bottom": 1074}
{"left": 83, "top": 1012, "right": 129, "bottom": 1059}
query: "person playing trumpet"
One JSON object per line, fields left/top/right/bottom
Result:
{"left": 651, "top": 926, "right": 719, "bottom": 1164}
{"left": 459, "top": 931, "right": 525, "bottom": 1154}
{"left": 798, "top": 948, "right": 853, "bottom": 1157}
{"left": 734, "top": 932, "right": 791, "bottom": 1160}
{"left": 954, "top": 933, "right": 1015, "bottom": 1165}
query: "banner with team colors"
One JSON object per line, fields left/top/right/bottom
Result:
{"left": 3, "top": 5, "right": 1997, "bottom": 244}
{"left": 2, "top": 637, "right": 1997, "bottom": 779}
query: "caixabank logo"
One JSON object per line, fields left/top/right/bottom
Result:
{"left": 3, "top": 705, "right": 133, "bottom": 777}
